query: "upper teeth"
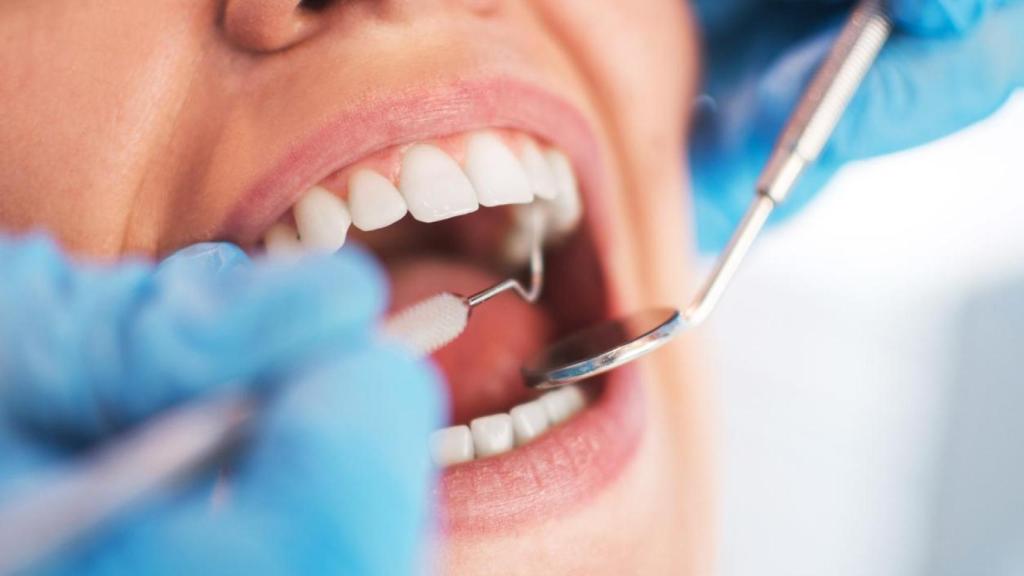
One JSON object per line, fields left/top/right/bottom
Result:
{"left": 347, "top": 169, "right": 407, "bottom": 231}
{"left": 262, "top": 130, "right": 583, "bottom": 254}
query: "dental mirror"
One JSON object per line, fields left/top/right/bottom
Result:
{"left": 522, "top": 307, "right": 683, "bottom": 389}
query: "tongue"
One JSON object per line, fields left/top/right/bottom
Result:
{"left": 388, "top": 258, "right": 553, "bottom": 424}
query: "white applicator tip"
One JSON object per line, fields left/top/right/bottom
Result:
{"left": 382, "top": 292, "right": 470, "bottom": 358}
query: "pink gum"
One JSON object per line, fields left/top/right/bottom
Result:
{"left": 317, "top": 128, "right": 545, "bottom": 200}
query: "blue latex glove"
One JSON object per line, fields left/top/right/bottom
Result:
{"left": 690, "top": 0, "right": 1024, "bottom": 250}
{"left": 0, "top": 236, "right": 444, "bottom": 575}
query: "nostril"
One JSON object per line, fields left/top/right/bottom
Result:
{"left": 298, "top": 0, "right": 333, "bottom": 12}
{"left": 223, "top": 0, "right": 319, "bottom": 53}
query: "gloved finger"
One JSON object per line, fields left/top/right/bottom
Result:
{"left": 0, "top": 235, "right": 388, "bottom": 443}
{"left": 691, "top": 2, "right": 1024, "bottom": 249}
{"left": 889, "top": 0, "right": 1006, "bottom": 36}
{"left": 0, "top": 426, "right": 61, "bottom": 483}
{"left": 692, "top": 0, "right": 762, "bottom": 37}
{"left": 695, "top": 0, "right": 1003, "bottom": 38}
{"left": 826, "top": 1, "right": 1024, "bottom": 160}
{"left": 155, "top": 242, "right": 252, "bottom": 279}
{"left": 50, "top": 344, "right": 445, "bottom": 575}
{"left": 691, "top": 17, "right": 844, "bottom": 250}
{"left": 236, "top": 344, "right": 444, "bottom": 574}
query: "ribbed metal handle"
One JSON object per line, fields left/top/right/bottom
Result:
{"left": 757, "top": 0, "right": 892, "bottom": 203}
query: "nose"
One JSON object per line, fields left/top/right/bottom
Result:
{"left": 222, "top": 0, "right": 331, "bottom": 52}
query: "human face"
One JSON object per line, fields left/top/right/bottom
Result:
{"left": 0, "top": 1, "right": 709, "bottom": 573}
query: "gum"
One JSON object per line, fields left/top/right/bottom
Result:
{"left": 317, "top": 128, "right": 542, "bottom": 200}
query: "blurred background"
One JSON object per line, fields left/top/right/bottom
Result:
{"left": 708, "top": 92, "right": 1024, "bottom": 575}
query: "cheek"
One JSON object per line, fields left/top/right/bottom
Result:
{"left": 0, "top": 1, "right": 212, "bottom": 255}
{"left": 532, "top": 0, "right": 699, "bottom": 302}
{"left": 534, "top": 0, "right": 696, "bottom": 139}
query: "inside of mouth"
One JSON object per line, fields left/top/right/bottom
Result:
{"left": 255, "top": 129, "right": 610, "bottom": 465}
{"left": 364, "top": 204, "right": 609, "bottom": 428}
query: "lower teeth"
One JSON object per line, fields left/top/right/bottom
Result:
{"left": 429, "top": 385, "right": 588, "bottom": 467}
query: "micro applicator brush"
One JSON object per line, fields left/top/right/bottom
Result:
{"left": 382, "top": 207, "right": 544, "bottom": 356}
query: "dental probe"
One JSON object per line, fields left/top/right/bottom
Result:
{"left": 522, "top": 0, "right": 893, "bottom": 389}
{"left": 0, "top": 209, "right": 547, "bottom": 576}
{"left": 381, "top": 206, "right": 545, "bottom": 357}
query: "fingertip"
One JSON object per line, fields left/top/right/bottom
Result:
{"left": 255, "top": 243, "right": 390, "bottom": 318}
{"left": 157, "top": 242, "right": 251, "bottom": 279}
{"left": 0, "top": 231, "right": 64, "bottom": 270}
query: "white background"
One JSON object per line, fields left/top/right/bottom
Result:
{"left": 710, "top": 93, "right": 1024, "bottom": 576}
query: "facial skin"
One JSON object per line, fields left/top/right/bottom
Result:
{"left": 0, "top": 1, "right": 710, "bottom": 573}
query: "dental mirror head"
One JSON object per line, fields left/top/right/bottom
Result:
{"left": 522, "top": 307, "right": 684, "bottom": 389}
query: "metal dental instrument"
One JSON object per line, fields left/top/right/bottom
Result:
{"left": 523, "top": 0, "right": 893, "bottom": 389}
{"left": 380, "top": 206, "right": 544, "bottom": 357}
{"left": 0, "top": 210, "right": 548, "bottom": 576}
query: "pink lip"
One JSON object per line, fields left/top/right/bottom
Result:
{"left": 223, "top": 77, "right": 609, "bottom": 248}
{"left": 437, "top": 369, "right": 645, "bottom": 534}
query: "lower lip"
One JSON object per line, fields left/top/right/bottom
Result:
{"left": 435, "top": 366, "right": 646, "bottom": 534}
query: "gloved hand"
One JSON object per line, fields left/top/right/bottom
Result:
{"left": 0, "top": 236, "right": 444, "bottom": 575}
{"left": 690, "top": 0, "right": 1024, "bottom": 250}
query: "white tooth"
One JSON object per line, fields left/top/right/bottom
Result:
{"left": 470, "top": 413, "right": 515, "bottom": 458}
{"left": 264, "top": 222, "right": 303, "bottom": 258}
{"left": 540, "top": 387, "right": 580, "bottom": 425}
{"left": 543, "top": 149, "right": 582, "bottom": 236}
{"left": 293, "top": 186, "right": 351, "bottom": 252}
{"left": 348, "top": 169, "right": 407, "bottom": 231}
{"left": 430, "top": 425, "right": 475, "bottom": 467}
{"left": 509, "top": 400, "right": 549, "bottom": 446}
{"left": 399, "top": 144, "right": 479, "bottom": 223}
{"left": 560, "top": 385, "right": 587, "bottom": 416}
{"left": 520, "top": 140, "right": 558, "bottom": 200}
{"left": 463, "top": 132, "right": 533, "bottom": 207}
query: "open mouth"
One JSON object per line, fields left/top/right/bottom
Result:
{"left": 234, "top": 81, "right": 647, "bottom": 532}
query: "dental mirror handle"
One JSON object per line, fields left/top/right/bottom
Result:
{"left": 756, "top": 0, "right": 892, "bottom": 205}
